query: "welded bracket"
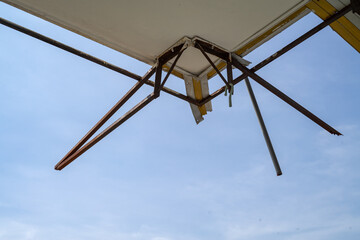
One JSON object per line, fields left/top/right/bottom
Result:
{"left": 351, "top": 0, "right": 360, "bottom": 14}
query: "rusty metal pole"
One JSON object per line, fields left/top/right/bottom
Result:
{"left": 245, "top": 77, "right": 282, "bottom": 176}
{"left": 55, "top": 93, "right": 156, "bottom": 170}
{"left": 154, "top": 65, "right": 163, "bottom": 98}
{"left": 0, "top": 17, "right": 143, "bottom": 81}
{"left": 0, "top": 17, "right": 199, "bottom": 106}
{"left": 55, "top": 67, "right": 156, "bottom": 169}
{"left": 196, "top": 43, "right": 231, "bottom": 89}
{"left": 160, "top": 49, "right": 185, "bottom": 88}
{"left": 231, "top": 54, "right": 342, "bottom": 135}
{"left": 199, "top": 3, "right": 353, "bottom": 106}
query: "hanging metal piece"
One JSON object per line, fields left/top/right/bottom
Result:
{"left": 224, "top": 83, "right": 234, "bottom": 107}
{"left": 226, "top": 61, "right": 234, "bottom": 107}
{"left": 245, "top": 77, "right": 282, "bottom": 176}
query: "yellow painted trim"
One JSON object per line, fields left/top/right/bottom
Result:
{"left": 192, "top": 78, "right": 207, "bottom": 115}
{"left": 307, "top": 0, "right": 360, "bottom": 53}
{"left": 162, "top": 64, "right": 206, "bottom": 116}
{"left": 234, "top": 6, "right": 308, "bottom": 56}
{"left": 165, "top": 0, "right": 360, "bottom": 109}
{"left": 207, "top": 5, "right": 308, "bottom": 80}
{"left": 161, "top": 5, "right": 309, "bottom": 80}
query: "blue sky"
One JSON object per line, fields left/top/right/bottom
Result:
{"left": 1, "top": 2, "right": 360, "bottom": 240}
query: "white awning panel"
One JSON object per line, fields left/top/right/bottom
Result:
{"left": 2, "top": 0, "right": 309, "bottom": 77}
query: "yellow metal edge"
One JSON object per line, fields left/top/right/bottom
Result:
{"left": 207, "top": 5, "right": 309, "bottom": 80}
{"left": 307, "top": 0, "right": 360, "bottom": 53}
{"left": 162, "top": 66, "right": 206, "bottom": 116}
{"left": 234, "top": 5, "right": 308, "bottom": 56}
{"left": 192, "top": 78, "right": 207, "bottom": 116}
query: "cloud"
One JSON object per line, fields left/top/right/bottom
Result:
{"left": 0, "top": 221, "right": 38, "bottom": 240}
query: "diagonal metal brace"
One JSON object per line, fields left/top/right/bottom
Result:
{"left": 154, "top": 43, "right": 185, "bottom": 98}
{"left": 196, "top": 42, "right": 231, "bottom": 89}
{"left": 231, "top": 53, "right": 342, "bottom": 136}
{"left": 160, "top": 48, "right": 186, "bottom": 88}
{"left": 55, "top": 93, "right": 156, "bottom": 170}
{"left": 55, "top": 67, "right": 156, "bottom": 170}
{"left": 0, "top": 17, "right": 199, "bottom": 106}
{"left": 199, "top": 3, "right": 353, "bottom": 107}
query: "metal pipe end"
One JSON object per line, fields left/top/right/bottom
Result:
{"left": 332, "top": 131, "right": 343, "bottom": 136}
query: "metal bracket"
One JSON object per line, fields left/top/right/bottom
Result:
{"left": 351, "top": 0, "right": 360, "bottom": 14}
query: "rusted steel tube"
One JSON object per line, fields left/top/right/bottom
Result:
{"left": 232, "top": 54, "right": 342, "bottom": 136}
{"left": 55, "top": 93, "right": 156, "bottom": 170}
{"left": 0, "top": 17, "right": 142, "bottom": 81}
{"left": 196, "top": 43, "right": 231, "bottom": 89}
{"left": 245, "top": 77, "right": 282, "bottom": 176}
{"left": 55, "top": 67, "right": 156, "bottom": 169}
{"left": 160, "top": 49, "right": 185, "bottom": 88}
{"left": 252, "top": 4, "right": 353, "bottom": 72}
{"left": 200, "top": 4, "right": 353, "bottom": 105}
{"left": 0, "top": 17, "right": 197, "bottom": 106}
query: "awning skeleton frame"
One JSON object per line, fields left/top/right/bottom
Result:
{"left": 1, "top": 2, "right": 355, "bottom": 175}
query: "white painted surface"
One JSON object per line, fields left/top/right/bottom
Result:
{"left": 327, "top": 0, "right": 360, "bottom": 29}
{"left": 2, "top": 0, "right": 309, "bottom": 77}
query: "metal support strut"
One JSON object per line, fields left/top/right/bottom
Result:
{"left": 245, "top": 77, "right": 282, "bottom": 176}
{"left": 55, "top": 93, "right": 156, "bottom": 170}
{"left": 1, "top": 2, "right": 353, "bottom": 173}
{"left": 199, "top": 3, "right": 353, "bottom": 106}
{"left": 54, "top": 44, "right": 185, "bottom": 170}
{"left": 55, "top": 68, "right": 156, "bottom": 170}
{"left": 231, "top": 54, "right": 341, "bottom": 136}
{"left": 0, "top": 17, "right": 199, "bottom": 106}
